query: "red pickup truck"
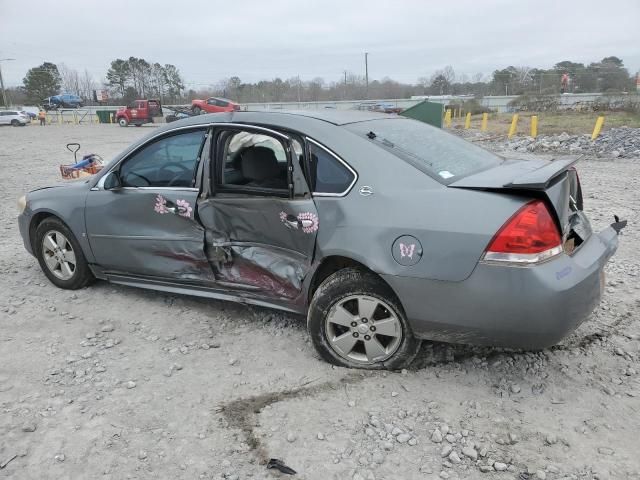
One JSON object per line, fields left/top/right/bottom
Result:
{"left": 191, "top": 97, "right": 240, "bottom": 115}
{"left": 116, "top": 99, "right": 163, "bottom": 127}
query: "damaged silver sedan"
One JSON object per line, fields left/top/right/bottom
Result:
{"left": 18, "top": 110, "right": 625, "bottom": 369}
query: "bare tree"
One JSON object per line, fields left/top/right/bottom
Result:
{"left": 59, "top": 63, "right": 80, "bottom": 95}
{"left": 79, "top": 69, "right": 95, "bottom": 103}
{"left": 442, "top": 65, "right": 456, "bottom": 84}
{"left": 515, "top": 66, "right": 533, "bottom": 88}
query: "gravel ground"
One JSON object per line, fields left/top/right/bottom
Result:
{"left": 455, "top": 127, "right": 640, "bottom": 159}
{"left": 0, "top": 124, "right": 639, "bottom": 480}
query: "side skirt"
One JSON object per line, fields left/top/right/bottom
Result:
{"left": 101, "top": 271, "right": 305, "bottom": 315}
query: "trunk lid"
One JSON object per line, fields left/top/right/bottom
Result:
{"left": 449, "top": 157, "right": 589, "bottom": 252}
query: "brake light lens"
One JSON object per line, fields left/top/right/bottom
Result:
{"left": 483, "top": 200, "right": 562, "bottom": 264}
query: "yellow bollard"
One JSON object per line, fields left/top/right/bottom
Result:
{"left": 464, "top": 112, "right": 471, "bottom": 129}
{"left": 508, "top": 114, "right": 519, "bottom": 138}
{"left": 591, "top": 116, "right": 605, "bottom": 140}
{"left": 444, "top": 109, "right": 452, "bottom": 128}
{"left": 481, "top": 112, "right": 488, "bottom": 131}
{"left": 530, "top": 115, "right": 538, "bottom": 138}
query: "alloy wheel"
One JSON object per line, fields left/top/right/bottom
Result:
{"left": 41, "top": 230, "right": 76, "bottom": 280}
{"left": 325, "top": 295, "right": 403, "bottom": 364}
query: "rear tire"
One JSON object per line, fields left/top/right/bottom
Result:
{"left": 307, "top": 268, "right": 420, "bottom": 369}
{"left": 34, "top": 218, "right": 94, "bottom": 290}
{"left": 118, "top": 117, "right": 128, "bottom": 127}
{"left": 10, "top": 119, "right": 19, "bottom": 126}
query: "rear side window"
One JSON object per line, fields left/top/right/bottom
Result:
{"left": 345, "top": 118, "right": 502, "bottom": 183}
{"left": 215, "top": 99, "right": 229, "bottom": 107}
{"left": 307, "top": 141, "right": 356, "bottom": 195}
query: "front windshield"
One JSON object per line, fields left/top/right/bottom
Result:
{"left": 345, "top": 118, "right": 503, "bottom": 183}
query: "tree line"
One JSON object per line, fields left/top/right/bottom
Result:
{"left": 6, "top": 54, "right": 637, "bottom": 108}
{"left": 181, "top": 56, "right": 638, "bottom": 104}
{"left": 13, "top": 57, "right": 185, "bottom": 106}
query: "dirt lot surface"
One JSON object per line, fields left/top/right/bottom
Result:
{"left": 1, "top": 124, "right": 639, "bottom": 480}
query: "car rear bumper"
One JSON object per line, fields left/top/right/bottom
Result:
{"left": 382, "top": 226, "right": 619, "bottom": 349}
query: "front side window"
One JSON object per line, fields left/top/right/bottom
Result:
{"left": 307, "top": 142, "right": 355, "bottom": 195}
{"left": 219, "top": 130, "right": 289, "bottom": 192}
{"left": 119, "top": 129, "right": 206, "bottom": 188}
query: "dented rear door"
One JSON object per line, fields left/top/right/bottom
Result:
{"left": 197, "top": 125, "right": 317, "bottom": 305}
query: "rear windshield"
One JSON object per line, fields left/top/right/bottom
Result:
{"left": 345, "top": 118, "right": 503, "bottom": 183}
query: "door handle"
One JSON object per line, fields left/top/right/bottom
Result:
{"left": 300, "top": 219, "right": 314, "bottom": 229}
{"left": 165, "top": 206, "right": 178, "bottom": 214}
{"left": 283, "top": 218, "right": 299, "bottom": 229}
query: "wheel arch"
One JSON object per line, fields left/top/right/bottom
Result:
{"left": 29, "top": 211, "right": 64, "bottom": 252}
{"left": 307, "top": 255, "right": 402, "bottom": 308}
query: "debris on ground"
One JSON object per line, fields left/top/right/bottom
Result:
{"left": 267, "top": 458, "right": 297, "bottom": 474}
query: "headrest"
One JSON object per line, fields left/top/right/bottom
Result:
{"left": 240, "top": 146, "right": 279, "bottom": 181}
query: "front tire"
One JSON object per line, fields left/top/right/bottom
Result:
{"left": 192, "top": 106, "right": 202, "bottom": 115}
{"left": 34, "top": 218, "right": 94, "bottom": 290}
{"left": 118, "top": 117, "right": 128, "bottom": 127}
{"left": 307, "top": 268, "right": 420, "bottom": 369}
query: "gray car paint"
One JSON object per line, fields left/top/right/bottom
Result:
{"left": 18, "top": 110, "right": 620, "bottom": 348}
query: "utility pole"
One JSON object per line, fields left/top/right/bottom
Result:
{"left": 343, "top": 70, "right": 347, "bottom": 100}
{"left": 0, "top": 58, "right": 15, "bottom": 108}
{"left": 364, "top": 52, "right": 369, "bottom": 99}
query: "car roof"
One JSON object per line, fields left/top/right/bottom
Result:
{"left": 170, "top": 109, "right": 403, "bottom": 129}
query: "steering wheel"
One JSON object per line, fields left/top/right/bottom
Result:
{"left": 158, "top": 162, "right": 192, "bottom": 187}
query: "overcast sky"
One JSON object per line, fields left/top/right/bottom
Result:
{"left": 1, "top": 0, "right": 639, "bottom": 88}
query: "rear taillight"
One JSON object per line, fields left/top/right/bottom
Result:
{"left": 483, "top": 199, "right": 562, "bottom": 264}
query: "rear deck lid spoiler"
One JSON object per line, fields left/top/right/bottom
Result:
{"left": 449, "top": 157, "right": 578, "bottom": 191}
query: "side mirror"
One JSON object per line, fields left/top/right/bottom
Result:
{"left": 103, "top": 171, "right": 122, "bottom": 190}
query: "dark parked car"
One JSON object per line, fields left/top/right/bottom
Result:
{"left": 20, "top": 110, "right": 37, "bottom": 120}
{"left": 17, "top": 110, "right": 624, "bottom": 369}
